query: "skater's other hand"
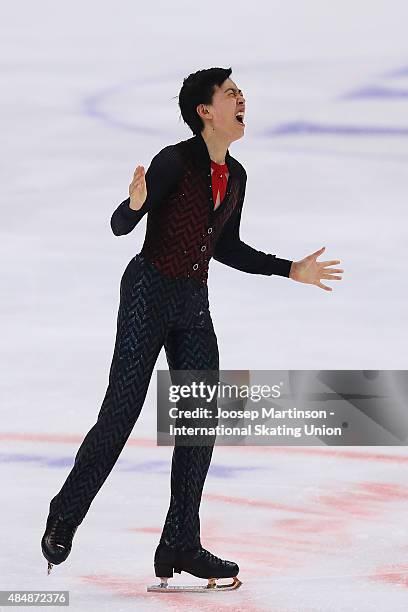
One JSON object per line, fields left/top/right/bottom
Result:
{"left": 129, "top": 165, "right": 147, "bottom": 210}
{"left": 289, "top": 247, "right": 344, "bottom": 292}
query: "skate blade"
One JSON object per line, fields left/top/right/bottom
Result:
{"left": 147, "top": 576, "right": 242, "bottom": 592}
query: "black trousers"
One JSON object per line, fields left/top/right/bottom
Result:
{"left": 48, "top": 253, "right": 219, "bottom": 551}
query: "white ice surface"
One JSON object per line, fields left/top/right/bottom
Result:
{"left": 1, "top": 1, "right": 408, "bottom": 610}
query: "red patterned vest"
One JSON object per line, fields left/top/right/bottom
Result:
{"left": 110, "top": 133, "right": 293, "bottom": 283}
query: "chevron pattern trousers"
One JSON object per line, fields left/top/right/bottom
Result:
{"left": 48, "top": 253, "right": 219, "bottom": 551}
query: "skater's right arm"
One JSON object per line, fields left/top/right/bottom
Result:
{"left": 110, "top": 145, "right": 184, "bottom": 236}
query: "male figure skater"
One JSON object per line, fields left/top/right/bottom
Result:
{"left": 41, "top": 67, "right": 343, "bottom": 590}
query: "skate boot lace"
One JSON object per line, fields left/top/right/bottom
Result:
{"left": 49, "top": 516, "right": 77, "bottom": 549}
{"left": 199, "top": 547, "right": 228, "bottom": 567}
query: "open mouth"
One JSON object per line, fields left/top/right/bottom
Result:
{"left": 235, "top": 112, "right": 245, "bottom": 126}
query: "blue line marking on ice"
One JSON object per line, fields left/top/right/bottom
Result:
{"left": 263, "top": 122, "right": 408, "bottom": 137}
{"left": 0, "top": 453, "right": 261, "bottom": 478}
{"left": 340, "top": 86, "right": 408, "bottom": 100}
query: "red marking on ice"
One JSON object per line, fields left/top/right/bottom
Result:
{"left": 128, "top": 526, "right": 161, "bottom": 534}
{"left": 204, "top": 532, "right": 332, "bottom": 555}
{"left": 80, "top": 574, "right": 265, "bottom": 611}
{"left": 0, "top": 432, "right": 154, "bottom": 447}
{"left": 201, "top": 518, "right": 220, "bottom": 541}
{"left": 314, "top": 481, "right": 408, "bottom": 519}
{"left": 316, "top": 492, "right": 374, "bottom": 516}
{"left": 80, "top": 574, "right": 161, "bottom": 600}
{"left": 357, "top": 481, "right": 408, "bottom": 501}
{"left": 276, "top": 517, "right": 346, "bottom": 535}
{"left": 369, "top": 565, "right": 408, "bottom": 588}
{"left": 232, "top": 548, "right": 302, "bottom": 570}
{"left": 203, "top": 492, "right": 325, "bottom": 516}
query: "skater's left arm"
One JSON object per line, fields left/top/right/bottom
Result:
{"left": 213, "top": 172, "right": 344, "bottom": 291}
{"left": 213, "top": 171, "right": 293, "bottom": 277}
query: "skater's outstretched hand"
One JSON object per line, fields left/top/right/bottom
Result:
{"left": 289, "top": 247, "right": 343, "bottom": 292}
{"left": 129, "top": 165, "right": 147, "bottom": 210}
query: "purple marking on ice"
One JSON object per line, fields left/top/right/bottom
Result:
{"left": 384, "top": 65, "right": 408, "bottom": 78}
{"left": 81, "top": 72, "right": 183, "bottom": 135}
{"left": 82, "top": 89, "right": 158, "bottom": 135}
{"left": 208, "top": 464, "right": 260, "bottom": 478}
{"left": 46, "top": 457, "right": 74, "bottom": 467}
{"left": 0, "top": 453, "right": 42, "bottom": 463}
{"left": 341, "top": 86, "right": 408, "bottom": 100}
{"left": 0, "top": 453, "right": 260, "bottom": 478}
{"left": 0, "top": 453, "right": 75, "bottom": 467}
{"left": 264, "top": 122, "right": 408, "bottom": 137}
{"left": 119, "top": 459, "right": 260, "bottom": 478}
{"left": 117, "top": 459, "right": 169, "bottom": 473}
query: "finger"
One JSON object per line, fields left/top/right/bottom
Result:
{"left": 308, "top": 246, "right": 326, "bottom": 259}
{"left": 321, "top": 268, "right": 343, "bottom": 273}
{"left": 320, "top": 260, "right": 341, "bottom": 266}
{"left": 130, "top": 181, "right": 142, "bottom": 193}
{"left": 321, "top": 275, "right": 342, "bottom": 280}
{"left": 316, "top": 281, "right": 332, "bottom": 291}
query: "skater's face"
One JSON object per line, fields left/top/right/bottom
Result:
{"left": 197, "top": 78, "right": 246, "bottom": 141}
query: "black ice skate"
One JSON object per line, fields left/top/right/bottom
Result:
{"left": 147, "top": 543, "right": 242, "bottom": 592}
{"left": 41, "top": 514, "right": 78, "bottom": 575}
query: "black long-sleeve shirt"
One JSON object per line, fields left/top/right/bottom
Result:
{"left": 111, "top": 132, "right": 293, "bottom": 283}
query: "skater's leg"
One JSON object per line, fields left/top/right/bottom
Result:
{"left": 48, "top": 255, "right": 172, "bottom": 526}
{"left": 160, "top": 298, "right": 219, "bottom": 551}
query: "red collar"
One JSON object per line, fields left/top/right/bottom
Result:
{"left": 211, "top": 160, "right": 228, "bottom": 171}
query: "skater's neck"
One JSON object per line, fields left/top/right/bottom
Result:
{"left": 200, "top": 129, "right": 229, "bottom": 165}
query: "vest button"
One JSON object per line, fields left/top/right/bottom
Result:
{"left": 193, "top": 263, "right": 199, "bottom": 270}
{"left": 207, "top": 227, "right": 213, "bottom": 234}
{"left": 201, "top": 245, "right": 206, "bottom": 252}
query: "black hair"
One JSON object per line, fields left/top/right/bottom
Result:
{"left": 177, "top": 67, "right": 232, "bottom": 135}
